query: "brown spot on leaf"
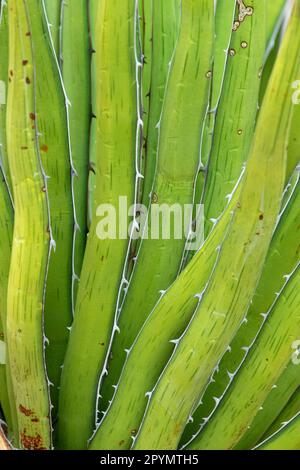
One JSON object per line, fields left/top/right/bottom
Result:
{"left": 20, "top": 429, "right": 47, "bottom": 451}
{"left": 29, "top": 113, "right": 35, "bottom": 121}
{"left": 19, "top": 405, "right": 34, "bottom": 417}
{"left": 40, "top": 144, "right": 48, "bottom": 153}
{"left": 173, "top": 422, "right": 182, "bottom": 437}
{"left": 22, "top": 60, "right": 28, "bottom": 66}
{"left": 25, "top": 77, "right": 31, "bottom": 84}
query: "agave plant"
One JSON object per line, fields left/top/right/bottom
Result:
{"left": 0, "top": 0, "right": 299, "bottom": 452}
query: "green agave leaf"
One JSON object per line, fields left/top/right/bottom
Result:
{"left": 61, "top": 0, "right": 91, "bottom": 300}
{"left": 210, "top": 0, "right": 236, "bottom": 113}
{"left": 88, "top": 0, "right": 99, "bottom": 50}
{"left": 58, "top": 0, "right": 137, "bottom": 450}
{"left": 0, "top": 166, "right": 14, "bottom": 438}
{"left": 0, "top": 318, "right": 9, "bottom": 424}
{"left": 258, "top": 21, "right": 282, "bottom": 108}
{"left": 0, "top": 10, "right": 14, "bottom": 426}
{"left": 194, "top": 0, "right": 236, "bottom": 177}
{"left": 133, "top": 1, "right": 300, "bottom": 450}
{"left": 260, "top": 386, "right": 300, "bottom": 443}
{"left": 187, "top": 0, "right": 287, "bottom": 268}
{"left": 183, "top": 0, "right": 267, "bottom": 269}
{"left": 257, "top": 411, "right": 300, "bottom": 450}
{"left": 140, "top": 0, "right": 181, "bottom": 207}
{"left": 138, "top": 0, "right": 152, "bottom": 202}
{"left": 257, "top": 0, "right": 286, "bottom": 112}
{"left": 121, "top": 0, "right": 154, "bottom": 282}
{"left": 266, "top": 0, "right": 286, "bottom": 43}
{"left": 188, "top": 264, "right": 300, "bottom": 450}
{"left": 125, "top": 0, "right": 181, "bottom": 280}
{"left": 90, "top": 189, "right": 241, "bottom": 450}
{"left": 98, "top": 0, "right": 214, "bottom": 420}
{"left": 181, "top": 0, "right": 235, "bottom": 269}
{"left": 43, "top": 0, "right": 62, "bottom": 59}
{"left": 201, "top": 0, "right": 286, "bottom": 232}
{"left": 87, "top": 0, "right": 99, "bottom": 229}
{"left": 202, "top": 0, "right": 267, "bottom": 238}
{"left": 282, "top": 165, "right": 300, "bottom": 209}
{"left": 234, "top": 363, "right": 300, "bottom": 449}
{"left": 286, "top": 88, "right": 300, "bottom": 183}
{"left": 182, "top": 168, "right": 300, "bottom": 446}
{"left": 0, "top": 1, "right": 12, "bottom": 196}
{"left": 6, "top": 0, "right": 53, "bottom": 449}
